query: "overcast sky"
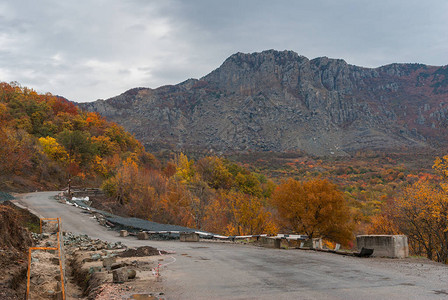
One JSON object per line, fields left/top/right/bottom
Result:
{"left": 1, "top": 0, "right": 447, "bottom": 102}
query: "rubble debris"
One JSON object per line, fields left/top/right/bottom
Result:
{"left": 67, "top": 238, "right": 166, "bottom": 299}
{"left": 61, "top": 232, "right": 125, "bottom": 250}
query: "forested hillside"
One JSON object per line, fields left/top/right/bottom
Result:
{"left": 0, "top": 82, "right": 155, "bottom": 191}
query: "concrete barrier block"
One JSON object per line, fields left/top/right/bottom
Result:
{"left": 137, "top": 232, "right": 149, "bottom": 240}
{"left": 313, "top": 238, "right": 322, "bottom": 249}
{"left": 180, "top": 232, "right": 200, "bottom": 242}
{"left": 285, "top": 239, "right": 302, "bottom": 248}
{"left": 259, "top": 237, "right": 281, "bottom": 249}
{"left": 302, "top": 238, "right": 322, "bottom": 249}
{"left": 356, "top": 235, "right": 408, "bottom": 258}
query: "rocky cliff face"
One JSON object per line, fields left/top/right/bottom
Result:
{"left": 80, "top": 50, "right": 448, "bottom": 156}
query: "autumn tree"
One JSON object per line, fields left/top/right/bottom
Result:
{"left": 367, "top": 202, "right": 400, "bottom": 236}
{"left": 38, "top": 136, "right": 68, "bottom": 162}
{"left": 433, "top": 155, "right": 448, "bottom": 179}
{"left": 367, "top": 154, "right": 448, "bottom": 263}
{"left": 0, "top": 128, "right": 34, "bottom": 176}
{"left": 174, "top": 153, "right": 196, "bottom": 184}
{"left": 203, "top": 194, "right": 230, "bottom": 234}
{"left": 272, "top": 178, "right": 354, "bottom": 245}
{"left": 57, "top": 129, "right": 95, "bottom": 166}
{"left": 102, "top": 157, "right": 140, "bottom": 205}
{"left": 196, "top": 156, "right": 233, "bottom": 189}
{"left": 383, "top": 180, "right": 448, "bottom": 262}
{"left": 152, "top": 180, "right": 198, "bottom": 228}
{"left": 222, "top": 191, "right": 277, "bottom": 236}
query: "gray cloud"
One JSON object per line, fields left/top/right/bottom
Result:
{"left": 0, "top": 0, "right": 447, "bottom": 102}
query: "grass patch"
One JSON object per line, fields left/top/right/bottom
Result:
{"left": 24, "top": 221, "right": 40, "bottom": 233}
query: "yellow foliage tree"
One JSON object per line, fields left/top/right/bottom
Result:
{"left": 38, "top": 136, "right": 68, "bottom": 162}
{"left": 174, "top": 153, "right": 196, "bottom": 184}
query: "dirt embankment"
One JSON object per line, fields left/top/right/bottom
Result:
{"left": 0, "top": 202, "right": 35, "bottom": 300}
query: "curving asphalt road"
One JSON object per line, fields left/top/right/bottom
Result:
{"left": 16, "top": 191, "right": 448, "bottom": 300}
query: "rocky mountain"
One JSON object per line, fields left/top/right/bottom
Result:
{"left": 79, "top": 50, "right": 448, "bottom": 156}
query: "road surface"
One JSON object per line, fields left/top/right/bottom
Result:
{"left": 16, "top": 192, "right": 448, "bottom": 299}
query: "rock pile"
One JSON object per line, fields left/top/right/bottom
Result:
{"left": 62, "top": 232, "right": 125, "bottom": 251}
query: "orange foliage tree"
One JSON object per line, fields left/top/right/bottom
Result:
{"left": 367, "top": 200, "right": 400, "bottom": 236}
{"left": 271, "top": 178, "right": 354, "bottom": 245}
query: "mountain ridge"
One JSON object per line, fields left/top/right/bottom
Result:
{"left": 79, "top": 50, "right": 448, "bottom": 156}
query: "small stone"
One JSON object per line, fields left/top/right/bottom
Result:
{"left": 102, "top": 257, "right": 117, "bottom": 270}
{"left": 113, "top": 268, "right": 128, "bottom": 283}
{"left": 127, "top": 269, "right": 136, "bottom": 279}
{"left": 90, "top": 253, "right": 101, "bottom": 261}
{"left": 33, "top": 275, "right": 45, "bottom": 285}
{"left": 51, "top": 257, "right": 60, "bottom": 265}
{"left": 89, "top": 266, "right": 102, "bottom": 274}
{"left": 111, "top": 262, "right": 124, "bottom": 270}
